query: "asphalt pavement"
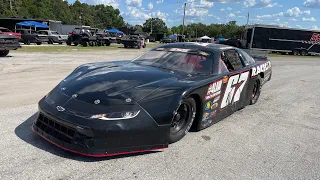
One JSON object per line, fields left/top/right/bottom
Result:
{"left": 0, "top": 51, "right": 319, "bottom": 180}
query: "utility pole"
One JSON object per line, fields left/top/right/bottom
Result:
{"left": 182, "top": 2, "right": 186, "bottom": 36}
{"left": 246, "top": 12, "right": 250, "bottom": 27}
{"left": 10, "top": 0, "right": 13, "bottom": 14}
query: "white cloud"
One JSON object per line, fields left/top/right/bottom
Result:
{"left": 289, "top": 18, "right": 298, "bottom": 21}
{"left": 227, "top": 7, "right": 232, "bottom": 10}
{"left": 228, "top": 13, "right": 236, "bottom": 17}
{"left": 244, "top": 0, "right": 282, "bottom": 8}
{"left": 275, "top": 18, "right": 280, "bottom": 22}
{"left": 220, "top": 8, "right": 225, "bottom": 11}
{"left": 303, "top": 0, "right": 320, "bottom": 8}
{"left": 197, "top": 0, "right": 214, "bottom": 8}
{"left": 311, "top": 25, "right": 319, "bottom": 30}
{"left": 235, "top": 11, "right": 241, "bottom": 13}
{"left": 284, "top": 7, "right": 311, "bottom": 17}
{"left": 80, "top": 0, "right": 119, "bottom": 8}
{"left": 186, "top": 8, "right": 209, "bottom": 17}
{"left": 148, "top": 2, "right": 153, "bottom": 10}
{"left": 156, "top": 0, "right": 164, "bottom": 4}
{"left": 123, "top": 6, "right": 151, "bottom": 25}
{"left": 302, "top": 17, "right": 316, "bottom": 22}
{"left": 151, "top": 10, "right": 169, "bottom": 22}
{"left": 126, "top": 0, "right": 142, "bottom": 7}
{"left": 256, "top": 12, "right": 283, "bottom": 18}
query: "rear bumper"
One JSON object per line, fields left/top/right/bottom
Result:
{"left": 0, "top": 43, "right": 21, "bottom": 50}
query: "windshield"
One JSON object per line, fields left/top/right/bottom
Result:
{"left": 132, "top": 48, "right": 213, "bottom": 75}
{"left": 0, "top": 28, "right": 10, "bottom": 32}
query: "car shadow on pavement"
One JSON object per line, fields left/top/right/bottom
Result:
{"left": 15, "top": 113, "right": 159, "bottom": 162}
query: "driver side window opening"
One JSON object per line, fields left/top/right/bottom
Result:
{"left": 221, "top": 49, "right": 245, "bottom": 71}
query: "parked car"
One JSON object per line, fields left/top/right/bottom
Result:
{"left": 0, "top": 31, "right": 21, "bottom": 57}
{"left": 0, "top": 27, "right": 21, "bottom": 39}
{"left": 122, "top": 35, "right": 146, "bottom": 49}
{"left": 37, "top": 30, "right": 68, "bottom": 44}
{"left": 15, "top": 29, "right": 49, "bottom": 45}
{"left": 32, "top": 43, "right": 272, "bottom": 157}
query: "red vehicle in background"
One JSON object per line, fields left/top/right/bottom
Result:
{"left": 0, "top": 27, "right": 22, "bottom": 39}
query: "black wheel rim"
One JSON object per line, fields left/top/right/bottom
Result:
{"left": 171, "top": 103, "right": 190, "bottom": 134}
{"left": 252, "top": 81, "right": 259, "bottom": 99}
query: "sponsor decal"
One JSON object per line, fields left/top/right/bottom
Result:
{"left": 222, "top": 76, "right": 229, "bottom": 83}
{"left": 210, "top": 110, "right": 216, "bottom": 117}
{"left": 202, "top": 112, "right": 210, "bottom": 121}
{"left": 198, "top": 51, "right": 210, "bottom": 57}
{"left": 205, "top": 101, "right": 212, "bottom": 110}
{"left": 252, "top": 61, "right": 272, "bottom": 77}
{"left": 169, "top": 48, "right": 190, "bottom": 53}
{"left": 211, "top": 103, "right": 218, "bottom": 110}
{"left": 205, "top": 80, "right": 222, "bottom": 101}
{"left": 221, "top": 71, "right": 250, "bottom": 109}
{"left": 56, "top": 106, "right": 65, "bottom": 112}
{"left": 311, "top": 33, "right": 320, "bottom": 43}
{"left": 94, "top": 99, "right": 101, "bottom": 104}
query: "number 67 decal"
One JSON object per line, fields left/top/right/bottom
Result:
{"left": 221, "top": 71, "right": 249, "bottom": 109}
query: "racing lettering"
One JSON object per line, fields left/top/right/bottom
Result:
{"left": 205, "top": 80, "right": 222, "bottom": 101}
{"left": 221, "top": 72, "right": 249, "bottom": 108}
{"left": 252, "top": 61, "right": 271, "bottom": 76}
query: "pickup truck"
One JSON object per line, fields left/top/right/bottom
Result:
{"left": 37, "top": 30, "right": 68, "bottom": 44}
{"left": 15, "top": 29, "right": 49, "bottom": 45}
{"left": 0, "top": 31, "right": 21, "bottom": 57}
{"left": 122, "top": 35, "right": 146, "bottom": 49}
{"left": 0, "top": 27, "right": 21, "bottom": 39}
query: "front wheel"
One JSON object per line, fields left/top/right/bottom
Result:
{"left": 36, "top": 42, "right": 42, "bottom": 45}
{"left": 0, "top": 50, "right": 9, "bottom": 57}
{"left": 169, "top": 98, "right": 196, "bottom": 143}
{"left": 250, "top": 80, "right": 261, "bottom": 105}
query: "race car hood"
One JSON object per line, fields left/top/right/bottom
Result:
{"left": 55, "top": 61, "right": 189, "bottom": 106}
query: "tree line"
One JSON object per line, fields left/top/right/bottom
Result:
{"left": 0, "top": 0, "right": 244, "bottom": 38}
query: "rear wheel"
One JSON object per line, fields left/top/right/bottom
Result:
{"left": 300, "top": 50, "right": 308, "bottom": 56}
{"left": 169, "top": 98, "right": 196, "bottom": 143}
{"left": 36, "top": 42, "right": 42, "bottom": 45}
{"left": 0, "top": 50, "right": 9, "bottom": 57}
{"left": 293, "top": 49, "right": 299, "bottom": 56}
{"left": 250, "top": 80, "right": 261, "bottom": 105}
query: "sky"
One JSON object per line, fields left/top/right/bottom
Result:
{"left": 67, "top": 0, "right": 320, "bottom": 30}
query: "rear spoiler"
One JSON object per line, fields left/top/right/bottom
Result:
{"left": 243, "top": 49, "right": 270, "bottom": 60}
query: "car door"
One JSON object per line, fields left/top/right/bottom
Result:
{"left": 219, "top": 49, "right": 250, "bottom": 115}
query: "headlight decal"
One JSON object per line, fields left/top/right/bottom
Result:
{"left": 90, "top": 110, "right": 140, "bottom": 120}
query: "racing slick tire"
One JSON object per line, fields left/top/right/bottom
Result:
{"left": 250, "top": 80, "right": 261, "bottom": 105}
{"left": 0, "top": 50, "right": 9, "bottom": 57}
{"left": 169, "top": 97, "right": 196, "bottom": 143}
{"left": 73, "top": 42, "right": 79, "bottom": 46}
{"left": 36, "top": 42, "right": 42, "bottom": 45}
{"left": 105, "top": 42, "right": 111, "bottom": 46}
{"left": 124, "top": 44, "right": 128, "bottom": 48}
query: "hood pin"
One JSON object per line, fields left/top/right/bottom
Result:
{"left": 94, "top": 99, "right": 101, "bottom": 105}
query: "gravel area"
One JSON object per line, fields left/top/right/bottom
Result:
{"left": 0, "top": 50, "right": 320, "bottom": 180}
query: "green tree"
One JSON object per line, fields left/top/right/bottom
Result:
{"left": 143, "top": 18, "right": 167, "bottom": 34}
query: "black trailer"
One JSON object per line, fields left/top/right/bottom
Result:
{"left": 244, "top": 25, "right": 320, "bottom": 56}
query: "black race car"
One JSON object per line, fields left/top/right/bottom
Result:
{"left": 32, "top": 43, "right": 272, "bottom": 157}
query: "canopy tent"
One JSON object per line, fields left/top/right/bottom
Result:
{"left": 15, "top": 21, "right": 49, "bottom": 32}
{"left": 168, "top": 34, "right": 177, "bottom": 39}
{"left": 16, "top": 21, "right": 49, "bottom": 30}
{"left": 199, "top": 35, "right": 211, "bottom": 40}
{"left": 107, "top": 28, "right": 124, "bottom": 34}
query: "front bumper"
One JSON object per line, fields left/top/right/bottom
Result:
{"left": 32, "top": 98, "right": 169, "bottom": 157}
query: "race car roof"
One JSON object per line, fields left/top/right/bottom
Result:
{"left": 155, "top": 42, "right": 234, "bottom": 52}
